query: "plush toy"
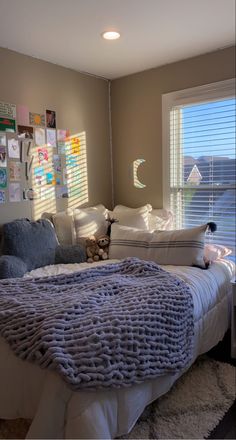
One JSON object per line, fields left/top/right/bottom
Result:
{"left": 97, "top": 235, "right": 110, "bottom": 260}
{"left": 86, "top": 236, "right": 101, "bottom": 263}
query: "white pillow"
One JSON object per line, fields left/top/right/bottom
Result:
{"left": 148, "top": 209, "right": 173, "bottom": 231}
{"left": 113, "top": 204, "right": 152, "bottom": 213}
{"left": 45, "top": 209, "right": 75, "bottom": 246}
{"left": 74, "top": 204, "right": 108, "bottom": 240}
{"left": 112, "top": 204, "right": 152, "bottom": 230}
{"left": 109, "top": 223, "right": 211, "bottom": 268}
{"left": 204, "top": 243, "right": 232, "bottom": 261}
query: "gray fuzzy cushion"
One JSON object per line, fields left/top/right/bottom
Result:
{"left": 2, "top": 218, "right": 58, "bottom": 271}
{"left": 0, "top": 255, "right": 28, "bottom": 279}
{"left": 55, "top": 244, "right": 86, "bottom": 264}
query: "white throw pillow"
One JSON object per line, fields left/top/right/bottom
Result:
{"left": 204, "top": 243, "right": 232, "bottom": 261}
{"left": 112, "top": 204, "right": 152, "bottom": 230}
{"left": 113, "top": 204, "right": 152, "bottom": 212}
{"left": 74, "top": 204, "right": 108, "bottom": 240}
{"left": 52, "top": 209, "right": 76, "bottom": 246}
{"left": 109, "top": 223, "right": 211, "bottom": 268}
{"left": 148, "top": 209, "right": 173, "bottom": 231}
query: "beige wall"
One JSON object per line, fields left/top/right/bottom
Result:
{"left": 0, "top": 45, "right": 235, "bottom": 225}
{"left": 0, "top": 47, "right": 111, "bottom": 224}
{"left": 111, "top": 46, "right": 235, "bottom": 208}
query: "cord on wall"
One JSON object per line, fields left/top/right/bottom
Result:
{"left": 108, "top": 80, "right": 114, "bottom": 209}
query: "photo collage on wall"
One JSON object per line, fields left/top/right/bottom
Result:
{"left": 0, "top": 101, "right": 82, "bottom": 203}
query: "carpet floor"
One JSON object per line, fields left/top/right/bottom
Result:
{"left": 123, "top": 356, "right": 235, "bottom": 439}
{"left": 0, "top": 356, "right": 235, "bottom": 439}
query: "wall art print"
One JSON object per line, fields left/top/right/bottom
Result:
{"left": 46, "top": 110, "right": 56, "bottom": 129}
{"left": 0, "top": 146, "right": 7, "bottom": 167}
{"left": 38, "top": 147, "right": 49, "bottom": 164}
{"left": 0, "top": 133, "right": 7, "bottom": 146}
{"left": 71, "top": 136, "right": 80, "bottom": 155}
{"left": 57, "top": 129, "right": 69, "bottom": 142}
{"left": 0, "top": 168, "right": 7, "bottom": 188}
{"left": 0, "top": 101, "right": 16, "bottom": 119}
{"left": 46, "top": 128, "right": 57, "bottom": 147}
{"left": 35, "top": 127, "right": 46, "bottom": 146}
{"left": 9, "top": 182, "right": 21, "bottom": 202}
{"left": 0, "top": 189, "right": 6, "bottom": 203}
{"left": 9, "top": 161, "right": 21, "bottom": 181}
{"left": 8, "top": 138, "right": 20, "bottom": 159}
{"left": 29, "top": 112, "right": 45, "bottom": 127}
{"left": 0, "top": 117, "right": 16, "bottom": 132}
{"left": 18, "top": 125, "right": 34, "bottom": 139}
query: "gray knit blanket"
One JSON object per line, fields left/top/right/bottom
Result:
{"left": 0, "top": 258, "right": 194, "bottom": 390}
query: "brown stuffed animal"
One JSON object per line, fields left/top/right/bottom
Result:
{"left": 86, "top": 236, "right": 100, "bottom": 263}
{"left": 97, "top": 235, "right": 110, "bottom": 260}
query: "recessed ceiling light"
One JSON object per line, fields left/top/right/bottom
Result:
{"left": 102, "top": 31, "right": 120, "bottom": 40}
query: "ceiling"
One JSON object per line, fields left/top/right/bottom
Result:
{"left": 0, "top": 0, "right": 235, "bottom": 80}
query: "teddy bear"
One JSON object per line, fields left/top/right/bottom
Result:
{"left": 97, "top": 235, "right": 110, "bottom": 260}
{"left": 86, "top": 236, "right": 101, "bottom": 263}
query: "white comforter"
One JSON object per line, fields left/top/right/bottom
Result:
{"left": 0, "top": 259, "right": 234, "bottom": 439}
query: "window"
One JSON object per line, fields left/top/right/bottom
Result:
{"left": 162, "top": 79, "right": 235, "bottom": 256}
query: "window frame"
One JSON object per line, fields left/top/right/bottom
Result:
{"left": 162, "top": 78, "right": 235, "bottom": 212}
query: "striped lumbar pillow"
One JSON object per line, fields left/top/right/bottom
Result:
{"left": 109, "top": 223, "right": 216, "bottom": 268}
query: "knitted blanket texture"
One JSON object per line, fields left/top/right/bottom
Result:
{"left": 0, "top": 258, "right": 194, "bottom": 390}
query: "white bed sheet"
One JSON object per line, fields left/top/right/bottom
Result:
{"left": 0, "top": 259, "right": 234, "bottom": 439}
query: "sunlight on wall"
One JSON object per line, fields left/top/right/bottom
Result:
{"left": 31, "top": 131, "right": 88, "bottom": 219}
{"left": 66, "top": 131, "right": 89, "bottom": 209}
{"left": 31, "top": 146, "right": 56, "bottom": 219}
{"left": 133, "top": 159, "right": 146, "bottom": 188}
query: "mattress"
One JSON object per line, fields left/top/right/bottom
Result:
{"left": 0, "top": 258, "right": 234, "bottom": 439}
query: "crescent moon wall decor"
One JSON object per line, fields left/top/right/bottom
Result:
{"left": 133, "top": 159, "right": 146, "bottom": 188}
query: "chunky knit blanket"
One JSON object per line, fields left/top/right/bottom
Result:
{"left": 0, "top": 258, "right": 194, "bottom": 390}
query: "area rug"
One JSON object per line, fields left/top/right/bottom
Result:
{"left": 123, "top": 356, "right": 235, "bottom": 439}
{"left": 0, "top": 357, "right": 235, "bottom": 439}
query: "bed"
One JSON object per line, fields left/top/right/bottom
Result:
{"left": 0, "top": 257, "right": 234, "bottom": 439}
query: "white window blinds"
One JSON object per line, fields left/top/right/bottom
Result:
{"left": 169, "top": 96, "right": 235, "bottom": 255}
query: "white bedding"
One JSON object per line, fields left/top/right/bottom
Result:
{"left": 0, "top": 258, "right": 234, "bottom": 439}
